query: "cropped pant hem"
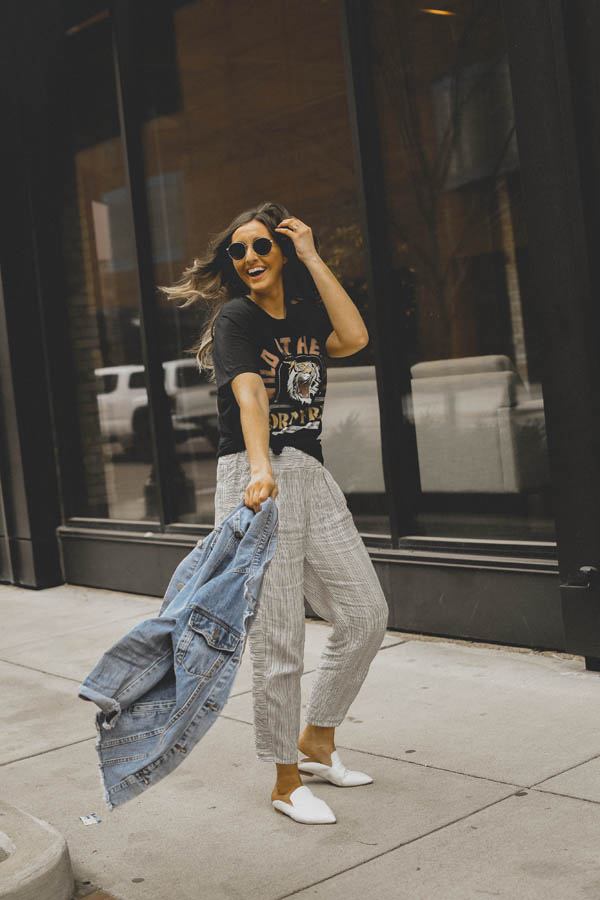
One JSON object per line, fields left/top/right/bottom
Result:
{"left": 256, "top": 755, "right": 299, "bottom": 765}
{"left": 304, "top": 719, "right": 343, "bottom": 728}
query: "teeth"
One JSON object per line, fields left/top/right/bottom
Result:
{"left": 249, "top": 268, "right": 265, "bottom": 275}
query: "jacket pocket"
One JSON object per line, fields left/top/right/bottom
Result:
{"left": 177, "top": 608, "right": 242, "bottom": 678}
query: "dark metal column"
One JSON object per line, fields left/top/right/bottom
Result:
{"left": 338, "top": 0, "right": 421, "bottom": 547}
{"left": 504, "top": 0, "right": 600, "bottom": 666}
{"left": 0, "top": 272, "right": 18, "bottom": 585}
{"left": 111, "top": 0, "right": 183, "bottom": 527}
{"left": 0, "top": 0, "right": 64, "bottom": 586}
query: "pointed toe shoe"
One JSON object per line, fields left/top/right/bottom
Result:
{"left": 272, "top": 785, "right": 337, "bottom": 824}
{"left": 298, "top": 750, "right": 373, "bottom": 787}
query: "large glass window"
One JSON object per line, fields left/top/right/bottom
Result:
{"left": 369, "top": 1, "right": 555, "bottom": 541}
{"left": 59, "top": 12, "right": 155, "bottom": 520}
{"left": 137, "top": 0, "right": 389, "bottom": 535}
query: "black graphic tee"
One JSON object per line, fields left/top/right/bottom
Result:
{"left": 212, "top": 294, "right": 333, "bottom": 463}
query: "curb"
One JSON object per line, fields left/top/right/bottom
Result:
{"left": 0, "top": 802, "right": 73, "bottom": 900}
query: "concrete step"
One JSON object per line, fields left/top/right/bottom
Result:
{"left": 0, "top": 802, "right": 73, "bottom": 900}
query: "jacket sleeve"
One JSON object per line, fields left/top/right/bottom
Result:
{"left": 77, "top": 615, "right": 176, "bottom": 729}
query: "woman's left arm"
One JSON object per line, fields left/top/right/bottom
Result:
{"left": 275, "top": 217, "right": 369, "bottom": 358}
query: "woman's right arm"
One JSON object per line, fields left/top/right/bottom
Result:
{"left": 231, "top": 372, "right": 278, "bottom": 512}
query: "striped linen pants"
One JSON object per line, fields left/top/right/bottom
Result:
{"left": 214, "top": 445, "right": 389, "bottom": 764}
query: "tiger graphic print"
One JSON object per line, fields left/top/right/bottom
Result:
{"left": 286, "top": 359, "right": 321, "bottom": 405}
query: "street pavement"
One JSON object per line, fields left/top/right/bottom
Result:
{"left": 1, "top": 582, "right": 600, "bottom": 899}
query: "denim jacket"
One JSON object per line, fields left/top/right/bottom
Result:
{"left": 77, "top": 497, "right": 278, "bottom": 810}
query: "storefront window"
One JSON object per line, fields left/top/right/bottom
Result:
{"left": 138, "top": 0, "right": 389, "bottom": 534}
{"left": 59, "top": 13, "right": 155, "bottom": 520}
{"left": 369, "top": 1, "right": 555, "bottom": 540}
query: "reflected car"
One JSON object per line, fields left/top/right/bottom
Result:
{"left": 94, "top": 361, "right": 387, "bottom": 495}
{"left": 94, "top": 359, "right": 217, "bottom": 459}
{"left": 321, "top": 365, "right": 385, "bottom": 494}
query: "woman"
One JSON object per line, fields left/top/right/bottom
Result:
{"left": 162, "top": 201, "right": 389, "bottom": 825}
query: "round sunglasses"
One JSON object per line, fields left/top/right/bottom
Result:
{"left": 226, "top": 236, "right": 273, "bottom": 261}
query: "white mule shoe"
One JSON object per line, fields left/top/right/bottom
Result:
{"left": 272, "top": 785, "right": 336, "bottom": 824}
{"left": 298, "top": 750, "right": 373, "bottom": 787}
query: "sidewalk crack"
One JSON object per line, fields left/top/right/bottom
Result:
{"left": 274, "top": 791, "right": 517, "bottom": 900}
{"left": 0, "top": 735, "right": 96, "bottom": 768}
{"left": 528, "top": 750, "right": 600, "bottom": 789}
{"left": 0, "top": 607, "right": 158, "bottom": 654}
{"left": 0, "top": 657, "right": 82, "bottom": 684}
{"left": 530, "top": 786, "right": 600, "bottom": 806}
{"left": 335, "top": 744, "right": 526, "bottom": 789}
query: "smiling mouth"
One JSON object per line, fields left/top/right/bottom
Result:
{"left": 247, "top": 267, "right": 266, "bottom": 279}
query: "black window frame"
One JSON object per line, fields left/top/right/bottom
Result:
{"left": 41, "top": 0, "right": 599, "bottom": 571}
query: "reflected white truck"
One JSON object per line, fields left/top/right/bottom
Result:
{"left": 321, "top": 365, "right": 385, "bottom": 494}
{"left": 95, "top": 359, "right": 386, "bottom": 492}
{"left": 94, "top": 359, "right": 216, "bottom": 458}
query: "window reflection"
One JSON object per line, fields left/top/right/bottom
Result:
{"left": 60, "top": 14, "right": 154, "bottom": 520}
{"left": 409, "top": 355, "right": 549, "bottom": 493}
{"left": 370, "top": 0, "right": 554, "bottom": 540}
{"left": 140, "top": 0, "right": 389, "bottom": 534}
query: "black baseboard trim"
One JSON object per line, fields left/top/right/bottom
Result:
{"left": 56, "top": 525, "right": 564, "bottom": 650}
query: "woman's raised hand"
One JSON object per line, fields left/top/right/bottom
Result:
{"left": 244, "top": 470, "right": 279, "bottom": 513}
{"left": 274, "top": 217, "right": 318, "bottom": 265}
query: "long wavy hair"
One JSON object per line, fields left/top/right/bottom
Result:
{"left": 159, "top": 201, "right": 320, "bottom": 377}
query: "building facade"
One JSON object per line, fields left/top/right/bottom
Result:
{"left": 2, "top": 0, "right": 600, "bottom": 663}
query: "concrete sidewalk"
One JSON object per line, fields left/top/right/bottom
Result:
{"left": 1, "top": 583, "right": 600, "bottom": 900}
